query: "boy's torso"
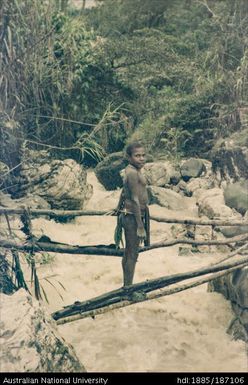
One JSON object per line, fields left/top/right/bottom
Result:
{"left": 123, "top": 165, "right": 148, "bottom": 213}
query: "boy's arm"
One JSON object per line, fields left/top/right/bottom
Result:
{"left": 115, "top": 189, "right": 124, "bottom": 212}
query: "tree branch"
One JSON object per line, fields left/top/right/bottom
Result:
{"left": 0, "top": 233, "right": 247, "bottom": 257}
{"left": 0, "top": 207, "right": 247, "bottom": 227}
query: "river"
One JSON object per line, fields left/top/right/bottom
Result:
{"left": 32, "top": 172, "right": 247, "bottom": 372}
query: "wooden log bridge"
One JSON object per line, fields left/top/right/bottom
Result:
{"left": 53, "top": 254, "right": 248, "bottom": 323}
{"left": 56, "top": 262, "right": 248, "bottom": 325}
{"left": 0, "top": 207, "right": 247, "bottom": 227}
{"left": 0, "top": 233, "right": 247, "bottom": 257}
{"left": 1, "top": 207, "right": 247, "bottom": 322}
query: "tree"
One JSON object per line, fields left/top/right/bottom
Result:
{"left": 85, "top": 0, "right": 248, "bottom": 157}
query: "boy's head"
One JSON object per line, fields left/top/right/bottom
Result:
{"left": 125, "top": 141, "right": 146, "bottom": 169}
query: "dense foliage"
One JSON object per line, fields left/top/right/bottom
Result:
{"left": 86, "top": 0, "right": 248, "bottom": 156}
{"left": 1, "top": 0, "right": 248, "bottom": 181}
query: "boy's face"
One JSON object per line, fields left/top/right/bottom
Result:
{"left": 128, "top": 146, "right": 146, "bottom": 169}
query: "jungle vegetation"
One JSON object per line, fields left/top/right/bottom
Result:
{"left": 0, "top": 0, "right": 248, "bottom": 179}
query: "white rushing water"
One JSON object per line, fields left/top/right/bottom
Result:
{"left": 31, "top": 172, "right": 247, "bottom": 372}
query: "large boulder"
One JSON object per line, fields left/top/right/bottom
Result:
{"left": 224, "top": 180, "right": 248, "bottom": 215}
{"left": 227, "top": 269, "right": 248, "bottom": 308}
{"left": 197, "top": 188, "right": 237, "bottom": 219}
{"left": 180, "top": 158, "right": 206, "bottom": 182}
{"left": 143, "top": 161, "right": 180, "bottom": 187}
{"left": 17, "top": 150, "right": 92, "bottom": 209}
{"left": 95, "top": 152, "right": 128, "bottom": 190}
{"left": 209, "top": 268, "right": 248, "bottom": 342}
{"left": 174, "top": 160, "right": 214, "bottom": 198}
{"left": 211, "top": 128, "right": 248, "bottom": 184}
{"left": 0, "top": 289, "right": 85, "bottom": 372}
{"left": 148, "top": 186, "right": 186, "bottom": 210}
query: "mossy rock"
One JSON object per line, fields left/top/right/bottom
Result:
{"left": 211, "top": 129, "right": 248, "bottom": 181}
{"left": 95, "top": 152, "right": 128, "bottom": 190}
{"left": 224, "top": 180, "right": 248, "bottom": 215}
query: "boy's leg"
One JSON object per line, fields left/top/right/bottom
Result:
{"left": 122, "top": 215, "right": 139, "bottom": 287}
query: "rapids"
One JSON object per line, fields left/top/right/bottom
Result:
{"left": 31, "top": 172, "right": 247, "bottom": 372}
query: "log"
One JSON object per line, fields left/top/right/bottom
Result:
{"left": 0, "top": 207, "right": 108, "bottom": 218}
{"left": 0, "top": 233, "right": 247, "bottom": 257}
{"left": 56, "top": 262, "right": 248, "bottom": 325}
{"left": 139, "top": 233, "right": 248, "bottom": 252}
{"left": 149, "top": 215, "right": 248, "bottom": 227}
{"left": 213, "top": 243, "right": 248, "bottom": 265}
{"left": 52, "top": 254, "right": 248, "bottom": 320}
{"left": 0, "top": 238, "right": 122, "bottom": 256}
{"left": 0, "top": 207, "right": 247, "bottom": 227}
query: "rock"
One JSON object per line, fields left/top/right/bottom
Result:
{"left": 227, "top": 317, "right": 248, "bottom": 342}
{"left": 175, "top": 177, "right": 214, "bottom": 199}
{"left": 176, "top": 180, "right": 191, "bottom": 196}
{"left": 0, "top": 192, "right": 50, "bottom": 210}
{"left": 0, "top": 289, "right": 85, "bottom": 372}
{"left": 197, "top": 188, "right": 236, "bottom": 219}
{"left": 18, "top": 194, "right": 51, "bottom": 209}
{"left": 18, "top": 150, "right": 92, "bottom": 209}
{"left": 186, "top": 177, "right": 214, "bottom": 196}
{"left": 95, "top": 152, "right": 128, "bottom": 190}
{"left": 96, "top": 157, "right": 181, "bottom": 190}
{"left": 229, "top": 269, "right": 248, "bottom": 308}
{"left": 143, "top": 162, "right": 170, "bottom": 186}
{"left": 217, "top": 225, "right": 248, "bottom": 238}
{"left": 224, "top": 180, "right": 248, "bottom": 215}
{"left": 0, "top": 191, "right": 51, "bottom": 210}
{"left": 148, "top": 186, "right": 186, "bottom": 210}
{"left": 180, "top": 158, "right": 206, "bottom": 181}
{"left": 211, "top": 128, "right": 248, "bottom": 184}
{"left": 209, "top": 267, "right": 248, "bottom": 342}
{"left": 143, "top": 161, "right": 180, "bottom": 187}
{"left": 170, "top": 172, "right": 181, "bottom": 185}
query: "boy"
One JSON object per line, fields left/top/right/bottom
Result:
{"left": 115, "top": 141, "right": 149, "bottom": 287}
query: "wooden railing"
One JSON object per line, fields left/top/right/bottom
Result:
{"left": 1, "top": 206, "right": 247, "bottom": 323}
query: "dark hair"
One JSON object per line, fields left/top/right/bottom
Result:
{"left": 125, "top": 141, "right": 144, "bottom": 157}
